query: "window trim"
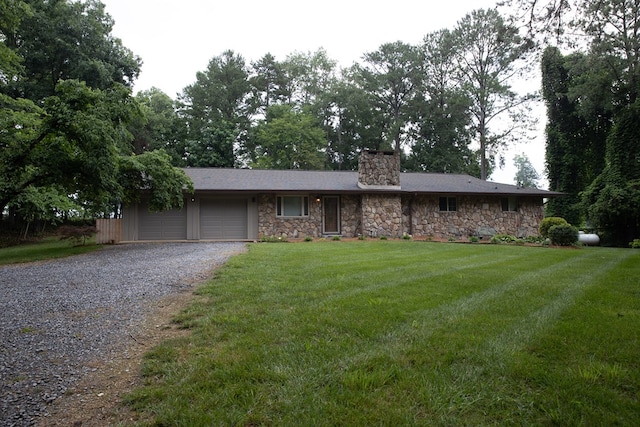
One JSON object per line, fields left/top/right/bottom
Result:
{"left": 276, "top": 195, "right": 309, "bottom": 217}
{"left": 439, "top": 196, "right": 457, "bottom": 212}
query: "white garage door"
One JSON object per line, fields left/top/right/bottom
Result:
{"left": 200, "top": 198, "right": 248, "bottom": 240}
{"left": 138, "top": 205, "right": 187, "bottom": 240}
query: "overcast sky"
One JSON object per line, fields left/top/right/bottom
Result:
{"left": 101, "top": 0, "right": 547, "bottom": 185}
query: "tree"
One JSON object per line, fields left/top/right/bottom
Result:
{"left": 510, "top": 0, "right": 640, "bottom": 244}
{"left": 180, "top": 50, "right": 251, "bottom": 167}
{"left": 1, "top": 80, "right": 192, "bottom": 220}
{"left": 452, "top": 8, "right": 534, "bottom": 180}
{"left": 406, "top": 29, "right": 478, "bottom": 175}
{"left": 353, "top": 41, "right": 422, "bottom": 152}
{"left": 131, "top": 87, "right": 186, "bottom": 166}
{"left": 513, "top": 152, "right": 540, "bottom": 187}
{"left": 1, "top": 1, "right": 189, "bottom": 231}
{"left": 250, "top": 105, "right": 325, "bottom": 170}
{"left": 248, "top": 53, "right": 289, "bottom": 116}
{"left": 541, "top": 46, "right": 609, "bottom": 224}
{"left": 4, "top": 0, "right": 140, "bottom": 101}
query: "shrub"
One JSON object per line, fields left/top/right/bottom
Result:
{"left": 548, "top": 224, "right": 579, "bottom": 246}
{"left": 629, "top": 239, "right": 640, "bottom": 249}
{"left": 260, "top": 235, "right": 288, "bottom": 243}
{"left": 469, "top": 236, "right": 479, "bottom": 243}
{"left": 332, "top": 235, "right": 341, "bottom": 241}
{"left": 58, "top": 225, "right": 96, "bottom": 246}
{"left": 490, "top": 234, "right": 516, "bottom": 244}
{"left": 304, "top": 236, "right": 313, "bottom": 242}
{"left": 540, "top": 217, "right": 569, "bottom": 238}
{"left": 402, "top": 233, "right": 412, "bottom": 240}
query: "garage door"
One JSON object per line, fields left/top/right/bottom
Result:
{"left": 200, "top": 198, "right": 248, "bottom": 240}
{"left": 138, "top": 205, "right": 187, "bottom": 240}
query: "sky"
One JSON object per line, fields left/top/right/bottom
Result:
{"left": 101, "top": 0, "right": 547, "bottom": 185}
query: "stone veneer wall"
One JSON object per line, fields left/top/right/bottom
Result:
{"left": 358, "top": 150, "right": 400, "bottom": 186}
{"left": 361, "top": 193, "right": 403, "bottom": 237}
{"left": 402, "top": 195, "right": 544, "bottom": 239}
{"left": 257, "top": 194, "right": 322, "bottom": 239}
{"left": 339, "top": 195, "right": 361, "bottom": 237}
{"left": 257, "top": 194, "right": 363, "bottom": 239}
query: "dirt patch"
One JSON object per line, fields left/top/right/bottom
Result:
{"left": 37, "top": 290, "right": 198, "bottom": 426}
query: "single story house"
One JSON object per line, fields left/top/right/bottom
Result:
{"left": 121, "top": 150, "right": 560, "bottom": 242}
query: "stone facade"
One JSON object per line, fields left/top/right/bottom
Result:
{"left": 257, "top": 192, "right": 544, "bottom": 240}
{"left": 403, "top": 195, "right": 544, "bottom": 239}
{"left": 358, "top": 150, "right": 400, "bottom": 187}
{"left": 255, "top": 151, "right": 544, "bottom": 240}
{"left": 361, "top": 193, "right": 403, "bottom": 237}
{"left": 257, "top": 194, "right": 323, "bottom": 239}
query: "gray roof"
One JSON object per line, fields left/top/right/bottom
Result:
{"left": 184, "top": 168, "right": 560, "bottom": 197}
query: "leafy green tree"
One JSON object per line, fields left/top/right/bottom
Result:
{"left": 452, "top": 8, "right": 534, "bottom": 180}
{"left": 249, "top": 53, "right": 289, "bottom": 115}
{"left": 541, "top": 47, "right": 609, "bottom": 224}
{"left": 250, "top": 105, "right": 325, "bottom": 170}
{"left": 513, "top": 152, "right": 540, "bottom": 188}
{"left": 4, "top": 0, "right": 140, "bottom": 101}
{"left": 131, "top": 87, "right": 186, "bottom": 165}
{"left": 353, "top": 41, "right": 422, "bottom": 152}
{"left": 281, "top": 49, "right": 338, "bottom": 107}
{"left": 180, "top": 50, "right": 251, "bottom": 167}
{"left": 407, "top": 29, "right": 478, "bottom": 175}
{"left": 322, "top": 74, "right": 386, "bottom": 170}
{"left": 1, "top": 1, "right": 190, "bottom": 232}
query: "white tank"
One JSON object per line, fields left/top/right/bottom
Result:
{"left": 578, "top": 231, "right": 600, "bottom": 246}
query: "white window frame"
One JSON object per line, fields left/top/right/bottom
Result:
{"left": 276, "top": 195, "right": 309, "bottom": 217}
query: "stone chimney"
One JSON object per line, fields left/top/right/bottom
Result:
{"left": 357, "top": 150, "right": 401, "bottom": 190}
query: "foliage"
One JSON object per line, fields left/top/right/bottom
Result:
{"left": 406, "top": 29, "right": 478, "bottom": 175}
{"left": 58, "top": 224, "right": 97, "bottom": 246}
{"left": 250, "top": 105, "right": 325, "bottom": 169}
{"left": 490, "top": 234, "right": 517, "bottom": 244}
{"left": 452, "top": 8, "right": 534, "bottom": 180}
{"left": 180, "top": 50, "right": 251, "bottom": 167}
{"left": 513, "top": 152, "right": 540, "bottom": 188}
{"left": 0, "top": 1, "right": 188, "bottom": 233}
{"left": 124, "top": 242, "right": 640, "bottom": 426}
{"left": 548, "top": 224, "right": 578, "bottom": 246}
{"left": 629, "top": 239, "right": 640, "bottom": 249}
{"left": 539, "top": 217, "right": 568, "bottom": 238}
{"left": 541, "top": 46, "right": 610, "bottom": 224}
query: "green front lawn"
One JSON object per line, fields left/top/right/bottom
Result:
{"left": 125, "top": 241, "right": 640, "bottom": 426}
{"left": 0, "top": 236, "right": 100, "bottom": 265}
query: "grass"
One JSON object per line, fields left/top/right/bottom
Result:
{"left": 0, "top": 235, "right": 100, "bottom": 265}
{"left": 124, "top": 241, "right": 640, "bottom": 426}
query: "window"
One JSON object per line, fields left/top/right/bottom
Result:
{"left": 276, "top": 196, "right": 309, "bottom": 217}
{"left": 501, "top": 197, "right": 518, "bottom": 212}
{"left": 439, "top": 197, "right": 457, "bottom": 212}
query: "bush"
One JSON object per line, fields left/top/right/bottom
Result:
{"left": 540, "top": 217, "right": 569, "bottom": 238}
{"left": 58, "top": 225, "right": 96, "bottom": 246}
{"left": 490, "top": 234, "right": 517, "bottom": 244}
{"left": 548, "top": 224, "right": 579, "bottom": 246}
{"left": 629, "top": 239, "right": 640, "bottom": 249}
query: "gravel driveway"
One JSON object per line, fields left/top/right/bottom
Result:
{"left": 0, "top": 242, "right": 246, "bottom": 426}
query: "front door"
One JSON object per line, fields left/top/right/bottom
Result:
{"left": 323, "top": 196, "right": 340, "bottom": 235}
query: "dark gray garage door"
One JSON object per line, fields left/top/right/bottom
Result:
{"left": 138, "top": 206, "right": 187, "bottom": 240}
{"left": 200, "top": 198, "right": 248, "bottom": 240}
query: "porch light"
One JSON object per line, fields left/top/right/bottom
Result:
{"left": 315, "top": 195, "right": 321, "bottom": 202}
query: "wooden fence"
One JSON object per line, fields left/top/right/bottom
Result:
{"left": 96, "top": 218, "right": 122, "bottom": 244}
